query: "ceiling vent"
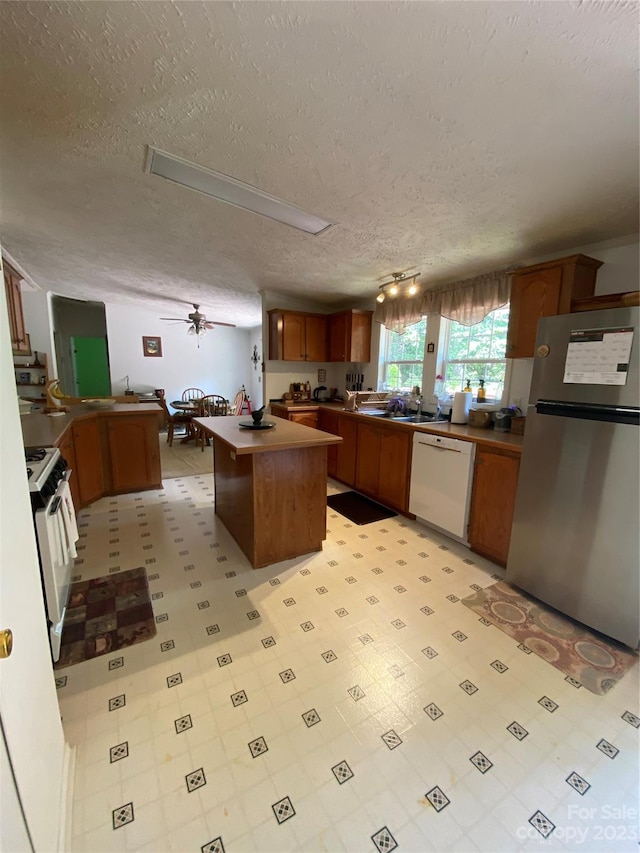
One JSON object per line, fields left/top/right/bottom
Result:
{"left": 144, "top": 146, "right": 333, "bottom": 236}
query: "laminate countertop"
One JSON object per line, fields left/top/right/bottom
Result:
{"left": 20, "top": 403, "right": 162, "bottom": 448}
{"left": 269, "top": 401, "right": 524, "bottom": 453}
{"left": 194, "top": 414, "right": 342, "bottom": 455}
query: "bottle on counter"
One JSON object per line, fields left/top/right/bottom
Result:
{"left": 476, "top": 379, "right": 486, "bottom": 403}
{"left": 463, "top": 379, "right": 472, "bottom": 392}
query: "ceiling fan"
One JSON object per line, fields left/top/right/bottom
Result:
{"left": 160, "top": 304, "right": 236, "bottom": 345}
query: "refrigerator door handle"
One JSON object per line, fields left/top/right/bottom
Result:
{"left": 536, "top": 399, "right": 640, "bottom": 426}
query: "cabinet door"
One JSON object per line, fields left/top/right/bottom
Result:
{"left": 107, "top": 416, "right": 160, "bottom": 493}
{"left": 3, "top": 263, "right": 29, "bottom": 354}
{"left": 289, "top": 411, "right": 318, "bottom": 429}
{"left": 57, "top": 429, "right": 80, "bottom": 512}
{"left": 336, "top": 417, "right": 357, "bottom": 486}
{"left": 355, "top": 422, "right": 380, "bottom": 497}
{"left": 328, "top": 311, "right": 373, "bottom": 362}
{"left": 329, "top": 313, "right": 348, "bottom": 361}
{"left": 304, "top": 315, "right": 327, "bottom": 362}
{"left": 72, "top": 418, "right": 104, "bottom": 507}
{"left": 318, "top": 410, "right": 338, "bottom": 477}
{"left": 468, "top": 446, "right": 520, "bottom": 566}
{"left": 377, "top": 428, "right": 411, "bottom": 512}
{"left": 282, "top": 314, "right": 306, "bottom": 361}
{"left": 507, "top": 267, "right": 563, "bottom": 358}
{"left": 349, "top": 312, "right": 373, "bottom": 362}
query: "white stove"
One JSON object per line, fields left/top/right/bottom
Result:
{"left": 25, "top": 445, "right": 78, "bottom": 661}
{"left": 24, "top": 447, "right": 67, "bottom": 503}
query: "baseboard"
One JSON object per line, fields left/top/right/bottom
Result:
{"left": 58, "top": 742, "right": 76, "bottom": 853}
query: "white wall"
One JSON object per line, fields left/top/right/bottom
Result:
{"left": 15, "top": 289, "right": 56, "bottom": 379}
{"left": 105, "top": 302, "right": 253, "bottom": 404}
{"left": 247, "top": 327, "right": 263, "bottom": 408}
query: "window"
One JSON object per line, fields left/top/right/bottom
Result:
{"left": 380, "top": 317, "right": 427, "bottom": 392}
{"left": 439, "top": 305, "right": 509, "bottom": 402}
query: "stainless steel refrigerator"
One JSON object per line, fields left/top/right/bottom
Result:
{"left": 506, "top": 306, "right": 639, "bottom": 649}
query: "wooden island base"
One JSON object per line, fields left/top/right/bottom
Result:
{"left": 196, "top": 416, "right": 342, "bottom": 569}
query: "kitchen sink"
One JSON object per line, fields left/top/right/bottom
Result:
{"left": 359, "top": 410, "right": 448, "bottom": 423}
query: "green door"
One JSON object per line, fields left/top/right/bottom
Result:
{"left": 72, "top": 336, "right": 111, "bottom": 397}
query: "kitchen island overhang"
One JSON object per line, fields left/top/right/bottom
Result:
{"left": 194, "top": 414, "right": 342, "bottom": 569}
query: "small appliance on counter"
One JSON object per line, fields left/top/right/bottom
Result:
{"left": 493, "top": 408, "right": 512, "bottom": 431}
{"left": 313, "top": 386, "right": 330, "bottom": 401}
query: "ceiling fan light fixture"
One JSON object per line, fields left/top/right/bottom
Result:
{"left": 376, "top": 291, "right": 385, "bottom": 303}
{"left": 145, "top": 146, "right": 333, "bottom": 236}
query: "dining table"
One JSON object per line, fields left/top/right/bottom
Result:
{"left": 170, "top": 400, "right": 202, "bottom": 442}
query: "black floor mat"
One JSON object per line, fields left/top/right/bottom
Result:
{"left": 327, "top": 491, "right": 397, "bottom": 525}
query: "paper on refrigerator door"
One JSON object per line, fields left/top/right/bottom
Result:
{"left": 563, "top": 326, "right": 634, "bottom": 385}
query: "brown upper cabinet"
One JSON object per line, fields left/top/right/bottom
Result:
{"left": 268, "top": 308, "right": 373, "bottom": 363}
{"left": 268, "top": 310, "right": 328, "bottom": 361}
{"left": 328, "top": 309, "right": 373, "bottom": 362}
{"left": 506, "top": 254, "right": 603, "bottom": 358}
{"left": 3, "top": 260, "right": 30, "bottom": 355}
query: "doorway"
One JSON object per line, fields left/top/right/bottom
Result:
{"left": 52, "top": 296, "right": 111, "bottom": 396}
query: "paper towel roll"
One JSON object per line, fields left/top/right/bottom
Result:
{"left": 451, "top": 391, "right": 473, "bottom": 424}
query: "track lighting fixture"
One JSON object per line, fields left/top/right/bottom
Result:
{"left": 376, "top": 272, "right": 420, "bottom": 302}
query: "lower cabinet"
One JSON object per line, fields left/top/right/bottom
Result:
{"left": 60, "top": 412, "right": 161, "bottom": 510}
{"left": 335, "top": 417, "right": 357, "bottom": 487}
{"left": 318, "top": 410, "right": 338, "bottom": 478}
{"left": 72, "top": 418, "right": 105, "bottom": 508}
{"left": 288, "top": 410, "right": 318, "bottom": 429}
{"left": 107, "top": 415, "right": 161, "bottom": 494}
{"left": 270, "top": 404, "right": 319, "bottom": 430}
{"left": 355, "top": 422, "right": 411, "bottom": 512}
{"left": 468, "top": 445, "right": 520, "bottom": 566}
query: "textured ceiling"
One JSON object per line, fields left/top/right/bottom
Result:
{"left": 0, "top": 1, "right": 638, "bottom": 328}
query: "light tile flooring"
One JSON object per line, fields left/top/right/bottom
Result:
{"left": 57, "top": 474, "right": 639, "bottom": 853}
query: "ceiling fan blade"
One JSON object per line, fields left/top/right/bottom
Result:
{"left": 160, "top": 317, "right": 189, "bottom": 322}
{"left": 209, "top": 321, "right": 236, "bottom": 328}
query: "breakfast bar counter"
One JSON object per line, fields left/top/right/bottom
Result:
{"left": 195, "top": 415, "right": 342, "bottom": 568}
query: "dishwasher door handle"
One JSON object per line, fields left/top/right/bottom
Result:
{"left": 416, "top": 441, "right": 462, "bottom": 453}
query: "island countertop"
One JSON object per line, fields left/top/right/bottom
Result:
{"left": 194, "top": 414, "right": 342, "bottom": 455}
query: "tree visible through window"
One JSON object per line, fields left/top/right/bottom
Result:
{"left": 380, "top": 318, "right": 427, "bottom": 392}
{"left": 441, "top": 306, "right": 509, "bottom": 401}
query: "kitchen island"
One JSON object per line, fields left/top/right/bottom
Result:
{"left": 194, "top": 414, "right": 342, "bottom": 568}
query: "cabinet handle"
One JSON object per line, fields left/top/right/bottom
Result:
{"left": 507, "top": 343, "right": 515, "bottom": 352}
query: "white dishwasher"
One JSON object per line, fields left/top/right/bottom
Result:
{"left": 409, "top": 432, "right": 475, "bottom": 542}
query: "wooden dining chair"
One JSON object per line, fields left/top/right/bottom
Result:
{"left": 182, "top": 387, "right": 205, "bottom": 403}
{"left": 156, "top": 391, "right": 195, "bottom": 446}
{"left": 228, "top": 387, "right": 251, "bottom": 415}
{"left": 196, "top": 394, "right": 228, "bottom": 450}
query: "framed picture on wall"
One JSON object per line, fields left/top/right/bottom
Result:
{"left": 142, "top": 336, "right": 162, "bottom": 357}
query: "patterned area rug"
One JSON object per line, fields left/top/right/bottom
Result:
{"left": 55, "top": 567, "right": 156, "bottom": 668}
{"left": 462, "top": 581, "right": 638, "bottom": 695}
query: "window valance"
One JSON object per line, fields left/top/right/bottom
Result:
{"left": 373, "top": 270, "right": 511, "bottom": 332}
